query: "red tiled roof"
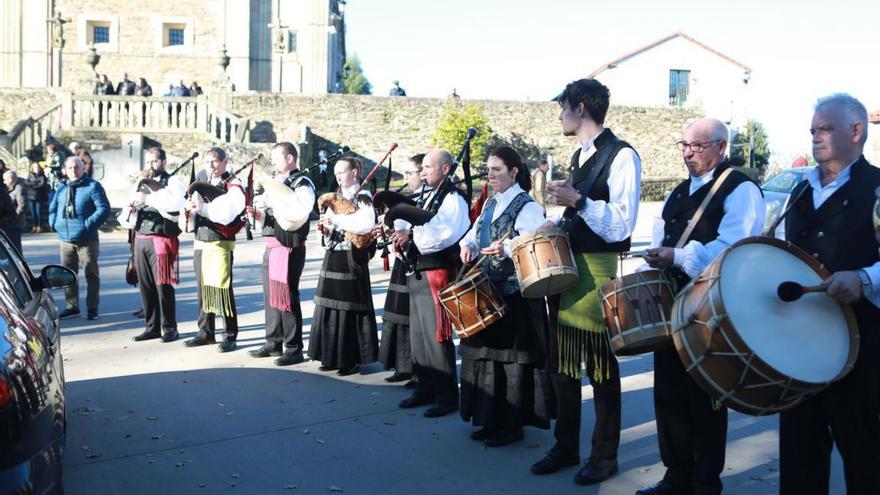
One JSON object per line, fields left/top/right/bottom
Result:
{"left": 587, "top": 32, "right": 752, "bottom": 78}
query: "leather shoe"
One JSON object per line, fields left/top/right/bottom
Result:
{"left": 635, "top": 480, "right": 676, "bottom": 495}
{"left": 485, "top": 427, "right": 524, "bottom": 447}
{"left": 249, "top": 346, "right": 282, "bottom": 358}
{"left": 337, "top": 364, "right": 360, "bottom": 376}
{"left": 59, "top": 308, "right": 80, "bottom": 319}
{"left": 184, "top": 335, "right": 216, "bottom": 347}
{"left": 132, "top": 330, "right": 160, "bottom": 342}
{"left": 160, "top": 330, "right": 179, "bottom": 343}
{"left": 318, "top": 365, "right": 337, "bottom": 372}
{"left": 398, "top": 394, "right": 432, "bottom": 409}
{"left": 403, "top": 379, "right": 418, "bottom": 389}
{"left": 133, "top": 308, "right": 145, "bottom": 318}
{"left": 423, "top": 403, "right": 457, "bottom": 418}
{"left": 217, "top": 340, "right": 237, "bottom": 353}
{"left": 574, "top": 457, "right": 618, "bottom": 485}
{"left": 531, "top": 446, "right": 580, "bottom": 475}
{"left": 274, "top": 352, "right": 305, "bottom": 366}
{"left": 470, "top": 427, "right": 495, "bottom": 441}
{"left": 384, "top": 372, "right": 412, "bottom": 383}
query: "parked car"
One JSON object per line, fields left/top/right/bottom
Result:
{"left": 0, "top": 232, "right": 76, "bottom": 495}
{"left": 761, "top": 166, "right": 815, "bottom": 229}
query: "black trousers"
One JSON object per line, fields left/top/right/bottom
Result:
{"left": 779, "top": 303, "right": 880, "bottom": 495}
{"left": 193, "top": 248, "right": 238, "bottom": 340}
{"left": 407, "top": 271, "right": 458, "bottom": 407}
{"left": 261, "top": 245, "right": 306, "bottom": 354}
{"left": 548, "top": 296, "right": 620, "bottom": 461}
{"left": 653, "top": 346, "right": 727, "bottom": 495}
{"left": 135, "top": 237, "right": 176, "bottom": 335}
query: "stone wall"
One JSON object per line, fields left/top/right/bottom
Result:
{"left": 0, "top": 89, "right": 63, "bottom": 130}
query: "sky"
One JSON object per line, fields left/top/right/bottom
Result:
{"left": 345, "top": 0, "right": 880, "bottom": 161}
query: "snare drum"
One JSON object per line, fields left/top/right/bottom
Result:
{"left": 600, "top": 270, "right": 675, "bottom": 356}
{"left": 510, "top": 228, "right": 578, "bottom": 298}
{"left": 672, "top": 236, "right": 859, "bottom": 415}
{"left": 439, "top": 270, "right": 507, "bottom": 338}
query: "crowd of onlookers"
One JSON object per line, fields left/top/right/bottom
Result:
{"left": 94, "top": 73, "right": 204, "bottom": 98}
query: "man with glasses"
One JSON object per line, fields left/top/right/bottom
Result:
{"left": 635, "top": 117, "right": 764, "bottom": 495}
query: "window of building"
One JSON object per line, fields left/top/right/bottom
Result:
{"left": 168, "top": 28, "right": 185, "bottom": 46}
{"left": 669, "top": 69, "right": 690, "bottom": 106}
{"left": 93, "top": 25, "right": 110, "bottom": 44}
{"left": 79, "top": 15, "right": 119, "bottom": 52}
{"left": 288, "top": 32, "right": 297, "bottom": 53}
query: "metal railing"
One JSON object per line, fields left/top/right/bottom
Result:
{"left": 0, "top": 103, "right": 62, "bottom": 170}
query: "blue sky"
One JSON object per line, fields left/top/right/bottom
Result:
{"left": 345, "top": 0, "right": 879, "bottom": 158}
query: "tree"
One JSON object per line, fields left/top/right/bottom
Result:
{"left": 341, "top": 55, "right": 371, "bottom": 95}
{"left": 730, "top": 119, "right": 770, "bottom": 170}
{"left": 431, "top": 103, "right": 492, "bottom": 173}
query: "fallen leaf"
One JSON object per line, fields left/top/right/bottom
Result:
{"left": 80, "top": 445, "right": 89, "bottom": 450}
{"left": 315, "top": 439, "right": 326, "bottom": 445}
{"left": 151, "top": 434, "right": 166, "bottom": 440}
{"left": 639, "top": 467, "right": 651, "bottom": 473}
{"left": 383, "top": 421, "right": 396, "bottom": 426}
{"left": 286, "top": 484, "right": 298, "bottom": 490}
{"left": 225, "top": 411, "right": 234, "bottom": 416}
{"left": 198, "top": 483, "right": 206, "bottom": 488}
{"left": 86, "top": 452, "right": 102, "bottom": 459}
{"left": 303, "top": 429, "right": 310, "bottom": 435}
{"left": 146, "top": 416, "right": 159, "bottom": 421}
{"left": 232, "top": 474, "right": 240, "bottom": 479}
{"left": 329, "top": 486, "right": 344, "bottom": 492}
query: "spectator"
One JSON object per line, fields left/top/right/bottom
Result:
{"left": 49, "top": 157, "right": 110, "bottom": 320}
{"left": 3, "top": 171, "right": 25, "bottom": 252}
{"left": 389, "top": 80, "right": 406, "bottom": 97}
{"left": 94, "top": 74, "right": 116, "bottom": 95}
{"left": 447, "top": 87, "right": 460, "bottom": 100}
{"left": 0, "top": 159, "right": 7, "bottom": 177}
{"left": 69, "top": 141, "right": 82, "bottom": 156}
{"left": 189, "top": 81, "right": 203, "bottom": 96}
{"left": 116, "top": 73, "right": 136, "bottom": 95}
{"left": 170, "top": 79, "right": 191, "bottom": 97}
{"left": 45, "top": 144, "right": 64, "bottom": 185}
{"left": 134, "top": 78, "right": 153, "bottom": 97}
{"left": 0, "top": 173, "right": 18, "bottom": 251}
{"left": 25, "top": 161, "right": 49, "bottom": 233}
{"left": 77, "top": 149, "right": 95, "bottom": 178}
{"left": 529, "top": 159, "right": 549, "bottom": 208}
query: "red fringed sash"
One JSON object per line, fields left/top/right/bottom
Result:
{"left": 138, "top": 235, "right": 179, "bottom": 285}
{"left": 425, "top": 268, "right": 453, "bottom": 342}
{"left": 265, "top": 236, "right": 293, "bottom": 312}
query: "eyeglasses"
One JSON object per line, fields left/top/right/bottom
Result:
{"left": 676, "top": 140, "right": 721, "bottom": 153}
{"left": 404, "top": 170, "right": 420, "bottom": 176}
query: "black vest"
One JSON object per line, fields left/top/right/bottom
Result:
{"left": 784, "top": 157, "right": 880, "bottom": 275}
{"left": 661, "top": 162, "right": 756, "bottom": 286}
{"left": 261, "top": 173, "right": 313, "bottom": 248}
{"left": 195, "top": 172, "right": 242, "bottom": 242}
{"left": 135, "top": 170, "right": 182, "bottom": 237}
{"left": 415, "top": 182, "right": 468, "bottom": 272}
{"left": 564, "top": 129, "right": 635, "bottom": 253}
{"left": 474, "top": 191, "right": 532, "bottom": 293}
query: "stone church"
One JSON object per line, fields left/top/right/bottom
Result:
{"left": 0, "top": 0, "right": 348, "bottom": 94}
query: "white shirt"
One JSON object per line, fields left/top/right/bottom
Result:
{"left": 648, "top": 170, "right": 765, "bottom": 278}
{"left": 258, "top": 174, "right": 315, "bottom": 231}
{"left": 330, "top": 185, "right": 376, "bottom": 235}
{"left": 548, "top": 130, "right": 641, "bottom": 242}
{"left": 460, "top": 184, "right": 545, "bottom": 257}
{"left": 778, "top": 161, "right": 880, "bottom": 307}
{"left": 201, "top": 175, "right": 245, "bottom": 225}
{"left": 412, "top": 187, "right": 470, "bottom": 255}
{"left": 144, "top": 175, "right": 186, "bottom": 213}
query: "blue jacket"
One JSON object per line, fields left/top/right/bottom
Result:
{"left": 49, "top": 177, "right": 110, "bottom": 242}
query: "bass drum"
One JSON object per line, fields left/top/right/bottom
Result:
{"left": 671, "top": 236, "right": 859, "bottom": 415}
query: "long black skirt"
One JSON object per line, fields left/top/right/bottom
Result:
{"left": 308, "top": 249, "right": 378, "bottom": 369}
{"left": 379, "top": 260, "right": 412, "bottom": 373}
{"left": 459, "top": 292, "right": 554, "bottom": 430}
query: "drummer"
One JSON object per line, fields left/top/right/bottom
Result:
{"left": 776, "top": 94, "right": 880, "bottom": 495}
{"left": 636, "top": 117, "right": 764, "bottom": 495}
{"left": 457, "top": 146, "right": 553, "bottom": 447}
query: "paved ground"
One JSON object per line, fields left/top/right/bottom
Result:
{"left": 19, "top": 202, "right": 843, "bottom": 494}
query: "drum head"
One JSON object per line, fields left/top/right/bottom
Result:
{"left": 719, "top": 241, "right": 851, "bottom": 384}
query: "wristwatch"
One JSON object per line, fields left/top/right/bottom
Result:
{"left": 857, "top": 269, "right": 873, "bottom": 297}
{"left": 573, "top": 193, "right": 587, "bottom": 212}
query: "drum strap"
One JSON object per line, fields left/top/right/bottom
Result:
{"left": 675, "top": 168, "right": 733, "bottom": 249}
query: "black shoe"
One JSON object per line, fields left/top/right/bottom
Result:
{"left": 133, "top": 309, "right": 145, "bottom": 318}
{"left": 485, "top": 427, "right": 524, "bottom": 447}
{"left": 635, "top": 480, "right": 676, "bottom": 495}
{"left": 160, "top": 329, "right": 179, "bottom": 343}
{"left": 574, "top": 457, "right": 619, "bottom": 485}
{"left": 274, "top": 352, "right": 305, "bottom": 366}
{"left": 337, "top": 364, "right": 360, "bottom": 376}
{"left": 184, "top": 335, "right": 216, "bottom": 347}
{"left": 217, "top": 340, "right": 237, "bottom": 353}
{"left": 86, "top": 310, "right": 98, "bottom": 320}
{"left": 531, "top": 446, "right": 580, "bottom": 475}
{"left": 470, "top": 427, "right": 495, "bottom": 441}
{"left": 249, "top": 346, "right": 282, "bottom": 358}
{"left": 318, "top": 365, "right": 337, "bottom": 372}
{"left": 59, "top": 308, "right": 80, "bottom": 319}
{"left": 398, "top": 394, "right": 432, "bottom": 409}
{"left": 132, "top": 330, "right": 160, "bottom": 342}
{"left": 384, "top": 372, "right": 413, "bottom": 383}
{"left": 403, "top": 379, "right": 418, "bottom": 389}
{"left": 423, "top": 403, "right": 457, "bottom": 418}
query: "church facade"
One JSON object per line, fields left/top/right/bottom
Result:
{"left": 0, "top": 0, "right": 347, "bottom": 94}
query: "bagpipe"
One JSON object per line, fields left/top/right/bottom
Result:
{"left": 184, "top": 153, "right": 262, "bottom": 240}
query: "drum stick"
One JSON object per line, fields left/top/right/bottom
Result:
{"left": 777, "top": 281, "right": 830, "bottom": 302}
{"left": 456, "top": 229, "right": 513, "bottom": 282}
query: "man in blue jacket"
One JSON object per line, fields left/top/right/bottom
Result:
{"left": 49, "top": 156, "right": 110, "bottom": 320}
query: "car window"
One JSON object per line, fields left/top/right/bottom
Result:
{"left": 762, "top": 170, "right": 806, "bottom": 193}
{"left": 0, "top": 239, "right": 33, "bottom": 307}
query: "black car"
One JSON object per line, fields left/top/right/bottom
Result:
{"left": 0, "top": 234, "right": 76, "bottom": 495}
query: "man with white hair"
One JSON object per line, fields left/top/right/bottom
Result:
{"left": 49, "top": 156, "right": 110, "bottom": 320}
{"left": 3, "top": 170, "right": 26, "bottom": 252}
{"left": 778, "top": 93, "right": 880, "bottom": 494}
{"left": 635, "top": 117, "right": 764, "bottom": 495}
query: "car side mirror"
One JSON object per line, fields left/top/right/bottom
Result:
{"left": 40, "top": 265, "right": 77, "bottom": 289}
